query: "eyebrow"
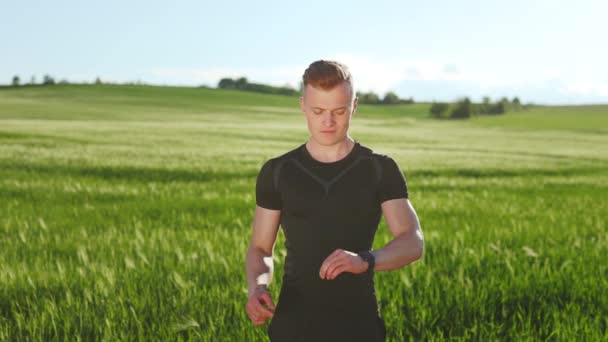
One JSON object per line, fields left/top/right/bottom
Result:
{"left": 312, "top": 106, "right": 347, "bottom": 110}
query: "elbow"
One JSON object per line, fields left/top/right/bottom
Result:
{"left": 410, "top": 227, "right": 425, "bottom": 263}
{"left": 394, "top": 231, "right": 424, "bottom": 270}
{"left": 415, "top": 239, "right": 424, "bottom": 261}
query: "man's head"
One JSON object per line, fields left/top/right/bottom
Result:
{"left": 299, "top": 60, "right": 358, "bottom": 146}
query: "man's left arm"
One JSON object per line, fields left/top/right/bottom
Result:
{"left": 319, "top": 198, "right": 424, "bottom": 280}
{"left": 372, "top": 198, "right": 424, "bottom": 271}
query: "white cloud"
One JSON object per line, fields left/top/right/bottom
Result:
{"left": 560, "top": 80, "right": 608, "bottom": 97}
{"left": 318, "top": 53, "right": 547, "bottom": 93}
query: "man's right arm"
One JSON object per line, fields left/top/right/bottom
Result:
{"left": 246, "top": 205, "right": 281, "bottom": 295}
{"left": 245, "top": 205, "right": 281, "bottom": 326}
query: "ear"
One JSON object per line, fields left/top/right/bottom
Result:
{"left": 299, "top": 96, "right": 305, "bottom": 114}
{"left": 352, "top": 96, "right": 359, "bottom": 115}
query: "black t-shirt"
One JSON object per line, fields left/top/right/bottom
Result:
{"left": 255, "top": 139, "right": 408, "bottom": 340}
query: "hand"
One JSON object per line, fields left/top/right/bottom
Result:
{"left": 246, "top": 285, "right": 275, "bottom": 326}
{"left": 319, "top": 248, "right": 368, "bottom": 280}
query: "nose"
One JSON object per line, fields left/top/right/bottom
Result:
{"left": 322, "top": 112, "right": 335, "bottom": 126}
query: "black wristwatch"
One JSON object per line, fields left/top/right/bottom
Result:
{"left": 358, "top": 250, "right": 375, "bottom": 276}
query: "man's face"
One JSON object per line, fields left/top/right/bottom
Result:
{"left": 299, "top": 82, "right": 358, "bottom": 146}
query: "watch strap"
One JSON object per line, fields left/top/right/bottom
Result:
{"left": 358, "top": 250, "right": 375, "bottom": 275}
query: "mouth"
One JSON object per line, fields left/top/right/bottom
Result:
{"left": 321, "top": 130, "right": 336, "bottom": 134}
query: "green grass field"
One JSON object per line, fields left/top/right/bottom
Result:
{"left": 1, "top": 84, "right": 607, "bottom": 341}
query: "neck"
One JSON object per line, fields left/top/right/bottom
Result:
{"left": 305, "top": 136, "right": 355, "bottom": 163}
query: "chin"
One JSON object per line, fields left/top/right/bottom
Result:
{"left": 316, "top": 136, "right": 344, "bottom": 145}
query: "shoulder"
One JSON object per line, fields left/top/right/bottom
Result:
{"left": 258, "top": 144, "right": 301, "bottom": 172}
{"left": 358, "top": 143, "right": 399, "bottom": 165}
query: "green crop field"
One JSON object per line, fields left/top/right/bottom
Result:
{"left": 1, "top": 84, "right": 607, "bottom": 341}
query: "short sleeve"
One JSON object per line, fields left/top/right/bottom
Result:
{"left": 255, "top": 159, "right": 282, "bottom": 210}
{"left": 376, "top": 156, "right": 409, "bottom": 204}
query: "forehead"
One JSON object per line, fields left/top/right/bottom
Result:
{"left": 303, "top": 83, "right": 353, "bottom": 107}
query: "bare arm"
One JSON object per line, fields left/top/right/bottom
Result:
{"left": 319, "top": 198, "right": 423, "bottom": 280}
{"left": 246, "top": 205, "right": 281, "bottom": 296}
{"left": 372, "top": 198, "right": 424, "bottom": 271}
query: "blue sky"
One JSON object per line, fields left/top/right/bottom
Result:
{"left": 3, "top": 0, "right": 607, "bottom": 104}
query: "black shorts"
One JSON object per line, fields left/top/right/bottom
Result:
{"left": 267, "top": 285, "right": 386, "bottom": 342}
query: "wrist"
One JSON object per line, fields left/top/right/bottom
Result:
{"left": 256, "top": 284, "right": 268, "bottom": 291}
{"left": 358, "top": 250, "right": 376, "bottom": 275}
{"left": 251, "top": 284, "right": 268, "bottom": 295}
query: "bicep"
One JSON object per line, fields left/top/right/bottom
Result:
{"left": 250, "top": 205, "right": 281, "bottom": 255}
{"left": 380, "top": 198, "right": 420, "bottom": 237}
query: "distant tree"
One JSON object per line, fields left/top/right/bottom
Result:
{"left": 58, "top": 79, "right": 70, "bottom": 85}
{"left": 477, "top": 97, "right": 505, "bottom": 115}
{"left": 356, "top": 91, "right": 381, "bottom": 104}
{"left": 274, "top": 84, "right": 298, "bottom": 96}
{"left": 42, "top": 74, "right": 55, "bottom": 85}
{"left": 430, "top": 102, "right": 450, "bottom": 118}
{"left": 218, "top": 78, "right": 235, "bottom": 89}
{"left": 235, "top": 77, "right": 248, "bottom": 89}
{"left": 216, "top": 76, "right": 298, "bottom": 96}
{"left": 470, "top": 103, "right": 481, "bottom": 116}
{"left": 29, "top": 75, "right": 36, "bottom": 85}
{"left": 479, "top": 96, "right": 491, "bottom": 114}
{"left": 500, "top": 97, "right": 510, "bottom": 112}
{"left": 382, "top": 91, "right": 400, "bottom": 104}
{"left": 450, "top": 97, "right": 472, "bottom": 119}
{"left": 95, "top": 77, "right": 102, "bottom": 85}
{"left": 511, "top": 97, "right": 521, "bottom": 111}
{"left": 12, "top": 75, "right": 20, "bottom": 87}
{"left": 492, "top": 100, "right": 506, "bottom": 114}
{"left": 399, "top": 97, "right": 415, "bottom": 104}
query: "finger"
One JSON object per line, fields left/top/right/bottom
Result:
{"left": 327, "top": 262, "right": 347, "bottom": 280}
{"left": 323, "top": 253, "right": 349, "bottom": 279}
{"left": 321, "top": 257, "right": 341, "bottom": 279}
{"left": 246, "top": 298, "right": 263, "bottom": 316}
{"left": 321, "top": 249, "right": 343, "bottom": 267}
{"left": 246, "top": 302, "right": 256, "bottom": 317}
{"left": 255, "top": 305, "right": 274, "bottom": 319}
{"left": 325, "top": 258, "right": 342, "bottom": 278}
{"left": 252, "top": 297, "right": 274, "bottom": 318}
{"left": 320, "top": 249, "right": 344, "bottom": 278}
{"left": 329, "top": 265, "right": 349, "bottom": 279}
{"left": 254, "top": 318, "right": 267, "bottom": 326}
{"left": 254, "top": 312, "right": 271, "bottom": 324}
{"left": 259, "top": 292, "right": 276, "bottom": 311}
{"left": 247, "top": 304, "right": 259, "bottom": 321}
{"left": 252, "top": 316, "right": 262, "bottom": 325}
{"left": 252, "top": 314, "right": 268, "bottom": 323}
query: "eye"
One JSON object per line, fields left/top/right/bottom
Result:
{"left": 334, "top": 109, "right": 346, "bottom": 115}
{"left": 313, "top": 109, "right": 323, "bottom": 114}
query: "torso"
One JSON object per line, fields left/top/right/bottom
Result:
{"left": 266, "top": 139, "right": 387, "bottom": 341}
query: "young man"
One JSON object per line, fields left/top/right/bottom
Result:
{"left": 245, "top": 60, "right": 424, "bottom": 341}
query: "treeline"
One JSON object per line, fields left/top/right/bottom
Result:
{"left": 10, "top": 74, "right": 420, "bottom": 106}
{"left": 217, "top": 77, "right": 299, "bottom": 96}
{"left": 8, "top": 74, "right": 139, "bottom": 87}
{"left": 10, "top": 74, "right": 70, "bottom": 86}
{"left": 218, "top": 76, "right": 416, "bottom": 104}
{"left": 356, "top": 91, "right": 414, "bottom": 105}
{"left": 430, "top": 96, "right": 524, "bottom": 119}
